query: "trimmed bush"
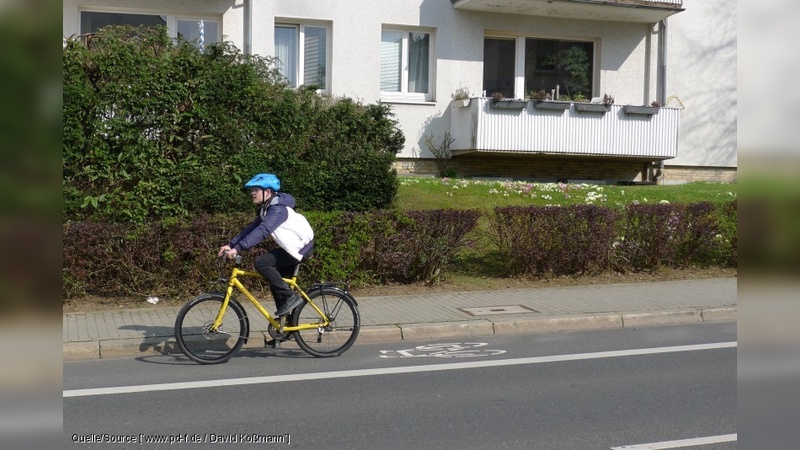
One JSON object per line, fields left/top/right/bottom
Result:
{"left": 490, "top": 201, "right": 737, "bottom": 276}
{"left": 616, "top": 204, "right": 678, "bottom": 271}
{"left": 63, "top": 26, "right": 402, "bottom": 222}
{"left": 63, "top": 209, "right": 482, "bottom": 300}
{"left": 491, "top": 205, "right": 620, "bottom": 276}
{"left": 63, "top": 202, "right": 735, "bottom": 301}
{"left": 362, "top": 209, "right": 482, "bottom": 284}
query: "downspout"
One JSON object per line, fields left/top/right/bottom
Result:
{"left": 243, "top": 0, "right": 252, "bottom": 55}
{"left": 654, "top": 18, "right": 668, "bottom": 184}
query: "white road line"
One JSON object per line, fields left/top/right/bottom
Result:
{"left": 64, "top": 341, "right": 736, "bottom": 398}
{"left": 611, "top": 433, "right": 737, "bottom": 449}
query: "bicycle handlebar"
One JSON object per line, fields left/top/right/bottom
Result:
{"left": 215, "top": 254, "right": 244, "bottom": 282}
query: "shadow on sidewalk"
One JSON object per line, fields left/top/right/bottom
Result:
{"left": 118, "top": 324, "right": 175, "bottom": 354}
{"left": 117, "top": 325, "right": 310, "bottom": 362}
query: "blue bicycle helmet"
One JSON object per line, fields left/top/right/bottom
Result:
{"left": 244, "top": 173, "right": 280, "bottom": 191}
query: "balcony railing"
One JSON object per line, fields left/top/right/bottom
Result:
{"left": 449, "top": 98, "right": 679, "bottom": 160}
{"left": 451, "top": 0, "right": 684, "bottom": 23}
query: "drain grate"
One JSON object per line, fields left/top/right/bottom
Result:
{"left": 459, "top": 305, "right": 538, "bottom": 316}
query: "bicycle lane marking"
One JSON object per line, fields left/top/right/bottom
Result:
{"left": 379, "top": 342, "right": 506, "bottom": 358}
{"left": 63, "top": 341, "right": 736, "bottom": 398}
{"left": 610, "top": 433, "right": 737, "bottom": 449}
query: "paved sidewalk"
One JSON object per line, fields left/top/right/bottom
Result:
{"left": 63, "top": 278, "right": 737, "bottom": 360}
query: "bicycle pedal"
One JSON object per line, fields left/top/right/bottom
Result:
{"left": 267, "top": 339, "right": 281, "bottom": 348}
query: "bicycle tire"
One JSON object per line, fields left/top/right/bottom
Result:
{"left": 291, "top": 287, "right": 360, "bottom": 357}
{"left": 174, "top": 293, "right": 249, "bottom": 364}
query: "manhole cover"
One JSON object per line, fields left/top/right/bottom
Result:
{"left": 459, "top": 305, "right": 538, "bottom": 316}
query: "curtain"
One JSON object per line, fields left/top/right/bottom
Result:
{"left": 408, "top": 32, "right": 429, "bottom": 94}
{"left": 275, "top": 25, "right": 298, "bottom": 87}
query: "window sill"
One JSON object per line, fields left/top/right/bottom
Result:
{"left": 379, "top": 99, "right": 437, "bottom": 106}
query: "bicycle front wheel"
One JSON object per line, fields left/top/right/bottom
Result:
{"left": 174, "top": 293, "right": 248, "bottom": 364}
{"left": 291, "top": 287, "right": 360, "bottom": 357}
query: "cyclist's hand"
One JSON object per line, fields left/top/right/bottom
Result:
{"left": 218, "top": 245, "right": 232, "bottom": 258}
{"left": 223, "top": 248, "right": 238, "bottom": 260}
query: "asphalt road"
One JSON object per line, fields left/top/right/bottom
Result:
{"left": 64, "top": 322, "right": 736, "bottom": 449}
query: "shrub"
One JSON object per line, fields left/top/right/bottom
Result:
{"left": 491, "top": 205, "right": 619, "bottom": 276}
{"left": 63, "top": 26, "right": 402, "bottom": 222}
{"left": 671, "top": 202, "right": 720, "bottom": 267}
{"left": 616, "top": 204, "right": 677, "bottom": 271}
{"left": 712, "top": 200, "right": 737, "bottom": 267}
{"left": 362, "top": 209, "right": 481, "bottom": 284}
{"left": 63, "top": 209, "right": 481, "bottom": 300}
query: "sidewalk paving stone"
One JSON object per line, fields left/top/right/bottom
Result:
{"left": 63, "top": 278, "right": 737, "bottom": 360}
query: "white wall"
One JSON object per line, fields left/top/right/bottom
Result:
{"left": 256, "top": 1, "right": 659, "bottom": 159}
{"left": 666, "top": 0, "right": 737, "bottom": 167}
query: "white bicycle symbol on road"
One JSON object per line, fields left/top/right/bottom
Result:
{"left": 379, "top": 342, "right": 506, "bottom": 358}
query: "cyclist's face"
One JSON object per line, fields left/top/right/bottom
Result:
{"left": 250, "top": 187, "right": 271, "bottom": 204}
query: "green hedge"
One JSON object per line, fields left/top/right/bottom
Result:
{"left": 62, "top": 209, "right": 481, "bottom": 300}
{"left": 62, "top": 202, "right": 736, "bottom": 302}
{"left": 489, "top": 201, "right": 737, "bottom": 276}
{"left": 63, "top": 25, "right": 403, "bottom": 222}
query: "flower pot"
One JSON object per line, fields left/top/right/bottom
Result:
{"left": 451, "top": 98, "right": 470, "bottom": 108}
{"left": 623, "top": 105, "right": 660, "bottom": 116}
{"left": 575, "top": 103, "right": 610, "bottom": 113}
{"left": 533, "top": 100, "right": 571, "bottom": 111}
{"left": 490, "top": 99, "right": 527, "bottom": 110}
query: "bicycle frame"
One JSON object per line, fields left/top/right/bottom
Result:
{"left": 211, "top": 265, "right": 330, "bottom": 333}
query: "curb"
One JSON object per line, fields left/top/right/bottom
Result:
{"left": 63, "top": 307, "right": 736, "bottom": 361}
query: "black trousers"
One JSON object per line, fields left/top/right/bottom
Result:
{"left": 254, "top": 246, "right": 312, "bottom": 304}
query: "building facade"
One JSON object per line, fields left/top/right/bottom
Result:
{"left": 63, "top": 0, "right": 736, "bottom": 184}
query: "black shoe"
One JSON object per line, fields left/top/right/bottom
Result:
{"left": 274, "top": 294, "right": 302, "bottom": 317}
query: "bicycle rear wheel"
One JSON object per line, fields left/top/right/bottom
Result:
{"left": 174, "top": 293, "right": 248, "bottom": 364}
{"left": 291, "top": 287, "right": 360, "bottom": 357}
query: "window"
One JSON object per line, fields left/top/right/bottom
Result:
{"left": 275, "top": 24, "right": 329, "bottom": 91}
{"left": 177, "top": 19, "right": 219, "bottom": 50}
{"left": 483, "top": 36, "right": 594, "bottom": 100}
{"left": 483, "top": 37, "right": 516, "bottom": 99}
{"left": 525, "top": 38, "right": 593, "bottom": 100}
{"left": 81, "top": 11, "right": 166, "bottom": 34}
{"left": 381, "top": 29, "right": 432, "bottom": 102}
{"left": 80, "top": 11, "right": 219, "bottom": 49}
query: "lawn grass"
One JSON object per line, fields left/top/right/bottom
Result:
{"left": 394, "top": 176, "right": 736, "bottom": 211}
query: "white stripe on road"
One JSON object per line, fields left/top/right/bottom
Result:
{"left": 611, "top": 433, "right": 737, "bottom": 449}
{"left": 64, "top": 341, "right": 736, "bottom": 398}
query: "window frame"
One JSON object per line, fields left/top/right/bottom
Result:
{"left": 483, "top": 33, "right": 597, "bottom": 101}
{"left": 380, "top": 27, "right": 435, "bottom": 103}
{"left": 274, "top": 21, "right": 332, "bottom": 93}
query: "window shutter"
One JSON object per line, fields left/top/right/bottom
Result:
{"left": 380, "top": 31, "right": 402, "bottom": 92}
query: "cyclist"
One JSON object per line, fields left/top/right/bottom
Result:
{"left": 218, "top": 173, "right": 314, "bottom": 317}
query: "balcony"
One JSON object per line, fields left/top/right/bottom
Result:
{"left": 449, "top": 98, "right": 679, "bottom": 160}
{"left": 451, "top": 0, "right": 684, "bottom": 24}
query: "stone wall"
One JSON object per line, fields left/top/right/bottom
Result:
{"left": 394, "top": 156, "right": 736, "bottom": 184}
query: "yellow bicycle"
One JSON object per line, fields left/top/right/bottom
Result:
{"left": 174, "top": 255, "right": 360, "bottom": 364}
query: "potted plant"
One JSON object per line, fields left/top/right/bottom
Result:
{"left": 624, "top": 100, "right": 660, "bottom": 116}
{"left": 530, "top": 90, "right": 571, "bottom": 111}
{"left": 489, "top": 92, "right": 527, "bottom": 110}
{"left": 451, "top": 86, "right": 471, "bottom": 107}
